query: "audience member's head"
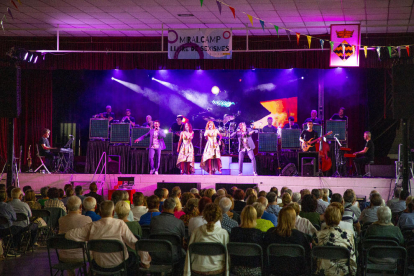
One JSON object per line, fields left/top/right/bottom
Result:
{"left": 203, "top": 203, "right": 222, "bottom": 232}
{"left": 65, "top": 188, "right": 74, "bottom": 198}
{"left": 266, "top": 192, "right": 277, "bottom": 204}
{"left": 394, "top": 188, "right": 401, "bottom": 199}
{"left": 171, "top": 186, "right": 182, "bottom": 198}
{"left": 257, "top": 196, "right": 268, "bottom": 207}
{"left": 11, "top": 187, "right": 22, "bottom": 200}
{"left": 253, "top": 186, "right": 260, "bottom": 196}
{"left": 287, "top": 202, "right": 300, "bottom": 216}
{"left": 184, "top": 198, "right": 199, "bottom": 214}
{"left": 115, "top": 201, "right": 130, "bottom": 220}
{"left": 370, "top": 193, "right": 383, "bottom": 207}
{"left": 181, "top": 192, "right": 195, "bottom": 208}
{"left": 122, "top": 191, "right": 129, "bottom": 201}
{"left": 111, "top": 190, "right": 124, "bottom": 204}
{"left": 258, "top": 191, "right": 267, "bottom": 198}
{"left": 216, "top": 189, "right": 226, "bottom": 197}
{"left": 246, "top": 194, "right": 257, "bottom": 205}
{"left": 22, "top": 185, "right": 32, "bottom": 194}
{"left": 89, "top": 182, "right": 98, "bottom": 192}
{"left": 252, "top": 202, "right": 265, "bottom": 219}
{"left": 400, "top": 190, "right": 410, "bottom": 200}
{"left": 219, "top": 197, "right": 232, "bottom": 214}
{"left": 225, "top": 195, "right": 235, "bottom": 211}
{"left": 286, "top": 189, "right": 293, "bottom": 196}
{"left": 325, "top": 202, "right": 343, "bottom": 227}
{"left": 100, "top": 201, "right": 114, "bottom": 217}
{"left": 245, "top": 188, "right": 256, "bottom": 199}
{"left": 154, "top": 188, "right": 164, "bottom": 200}
{"left": 162, "top": 188, "right": 169, "bottom": 199}
{"left": 48, "top": 187, "right": 60, "bottom": 199}
{"left": 406, "top": 196, "right": 413, "bottom": 208}
{"left": 198, "top": 197, "right": 212, "bottom": 214}
{"left": 24, "top": 190, "right": 36, "bottom": 202}
{"left": 301, "top": 194, "right": 317, "bottom": 212}
{"left": 58, "top": 189, "right": 64, "bottom": 199}
{"left": 190, "top": 188, "right": 199, "bottom": 195}
{"left": 270, "top": 187, "right": 278, "bottom": 196}
{"left": 163, "top": 198, "right": 177, "bottom": 213}
{"left": 322, "top": 188, "right": 329, "bottom": 201}
{"left": 311, "top": 189, "right": 321, "bottom": 199}
{"left": 67, "top": 196, "right": 82, "bottom": 212}
{"left": 291, "top": 192, "right": 301, "bottom": 203}
{"left": 63, "top": 184, "right": 72, "bottom": 193}
{"left": 173, "top": 196, "right": 182, "bottom": 212}
{"left": 132, "top": 192, "right": 145, "bottom": 207}
{"left": 343, "top": 189, "right": 356, "bottom": 204}
{"left": 280, "top": 186, "right": 289, "bottom": 195}
{"left": 147, "top": 195, "right": 160, "bottom": 210}
{"left": 275, "top": 206, "right": 296, "bottom": 237}
{"left": 282, "top": 193, "right": 292, "bottom": 206}
{"left": 83, "top": 197, "right": 97, "bottom": 211}
{"left": 240, "top": 205, "right": 257, "bottom": 228}
{"left": 75, "top": 186, "right": 83, "bottom": 196}
{"left": 205, "top": 188, "right": 216, "bottom": 199}
{"left": 377, "top": 206, "right": 392, "bottom": 224}
{"left": 233, "top": 189, "right": 245, "bottom": 201}
{"left": 211, "top": 193, "right": 219, "bottom": 203}
{"left": 300, "top": 189, "right": 311, "bottom": 199}
{"left": 40, "top": 187, "right": 49, "bottom": 198}
{"left": 330, "top": 193, "right": 343, "bottom": 204}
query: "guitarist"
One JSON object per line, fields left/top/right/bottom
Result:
{"left": 169, "top": 115, "right": 184, "bottom": 153}
{"left": 300, "top": 121, "right": 319, "bottom": 152}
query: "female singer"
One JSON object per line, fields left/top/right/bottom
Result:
{"left": 201, "top": 121, "right": 222, "bottom": 175}
{"left": 177, "top": 122, "right": 195, "bottom": 175}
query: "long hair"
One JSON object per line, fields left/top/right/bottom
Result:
{"left": 205, "top": 121, "right": 216, "bottom": 130}
{"left": 240, "top": 205, "right": 257, "bottom": 228}
{"left": 203, "top": 203, "right": 222, "bottom": 232}
{"left": 184, "top": 122, "right": 193, "bottom": 133}
{"left": 275, "top": 206, "right": 296, "bottom": 237}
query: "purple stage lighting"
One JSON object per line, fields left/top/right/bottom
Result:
{"left": 34, "top": 56, "right": 38, "bottom": 63}
{"left": 152, "top": 77, "right": 155, "bottom": 80}
{"left": 29, "top": 54, "right": 33, "bottom": 62}
{"left": 23, "top": 52, "right": 29, "bottom": 60}
{"left": 111, "top": 77, "right": 114, "bottom": 80}
{"left": 301, "top": 76, "right": 304, "bottom": 79}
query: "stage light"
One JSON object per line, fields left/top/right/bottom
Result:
{"left": 42, "top": 54, "right": 46, "bottom": 61}
{"left": 111, "top": 77, "right": 114, "bottom": 80}
{"left": 23, "top": 52, "right": 29, "bottom": 60}
{"left": 239, "top": 79, "right": 242, "bottom": 82}
{"left": 29, "top": 54, "right": 33, "bottom": 62}
{"left": 164, "top": 129, "right": 168, "bottom": 134}
{"left": 211, "top": 86, "right": 220, "bottom": 95}
{"left": 152, "top": 77, "right": 155, "bottom": 80}
{"left": 212, "top": 100, "right": 235, "bottom": 108}
{"left": 33, "top": 56, "right": 38, "bottom": 64}
{"left": 301, "top": 76, "right": 304, "bottom": 79}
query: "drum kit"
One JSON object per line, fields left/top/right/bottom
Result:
{"left": 202, "top": 113, "right": 240, "bottom": 155}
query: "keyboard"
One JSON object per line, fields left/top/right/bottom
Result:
{"left": 50, "top": 148, "right": 73, "bottom": 153}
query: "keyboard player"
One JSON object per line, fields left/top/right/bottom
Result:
{"left": 38, "top": 128, "right": 57, "bottom": 170}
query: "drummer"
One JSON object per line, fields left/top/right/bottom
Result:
{"left": 262, "top": 117, "right": 277, "bottom": 133}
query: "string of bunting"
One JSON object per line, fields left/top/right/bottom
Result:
{"left": 203, "top": 0, "right": 413, "bottom": 59}
{"left": 1, "top": 0, "right": 21, "bottom": 33}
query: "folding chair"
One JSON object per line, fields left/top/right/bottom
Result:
{"left": 361, "top": 239, "right": 399, "bottom": 274}
{"left": 47, "top": 235, "right": 87, "bottom": 276}
{"left": 0, "top": 215, "right": 13, "bottom": 259}
{"left": 136, "top": 239, "right": 174, "bottom": 275}
{"left": 140, "top": 225, "right": 150, "bottom": 239}
{"left": 31, "top": 209, "right": 53, "bottom": 244}
{"left": 149, "top": 233, "right": 185, "bottom": 271}
{"left": 311, "top": 246, "right": 352, "bottom": 276}
{"left": 227, "top": 242, "right": 263, "bottom": 275}
{"left": 406, "top": 245, "right": 414, "bottom": 274}
{"left": 34, "top": 144, "right": 50, "bottom": 173}
{"left": 87, "top": 239, "right": 128, "bottom": 276}
{"left": 44, "top": 207, "right": 66, "bottom": 235}
{"left": 365, "top": 245, "right": 407, "bottom": 275}
{"left": 189, "top": 242, "right": 227, "bottom": 276}
{"left": 15, "top": 213, "right": 32, "bottom": 253}
{"left": 267, "top": 243, "right": 307, "bottom": 276}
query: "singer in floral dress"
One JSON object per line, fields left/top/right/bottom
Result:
{"left": 177, "top": 122, "right": 195, "bottom": 175}
{"left": 200, "top": 121, "right": 222, "bottom": 174}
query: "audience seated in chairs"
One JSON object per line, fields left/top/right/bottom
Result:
{"left": 188, "top": 197, "right": 221, "bottom": 237}
{"left": 173, "top": 196, "right": 185, "bottom": 219}
{"left": 299, "top": 194, "right": 321, "bottom": 227}
{"left": 359, "top": 193, "right": 383, "bottom": 225}
{"left": 180, "top": 192, "right": 195, "bottom": 212}
{"left": 397, "top": 197, "right": 414, "bottom": 229}
{"left": 44, "top": 187, "right": 67, "bottom": 213}
{"left": 37, "top": 187, "right": 49, "bottom": 208}
{"left": 389, "top": 190, "right": 410, "bottom": 214}
{"left": 58, "top": 196, "right": 92, "bottom": 276}
{"left": 83, "top": 197, "right": 101, "bottom": 222}
{"left": 139, "top": 195, "right": 161, "bottom": 226}
{"left": 83, "top": 182, "right": 104, "bottom": 209}
{"left": 288, "top": 202, "right": 317, "bottom": 236}
{"left": 224, "top": 195, "right": 240, "bottom": 223}
{"left": 219, "top": 197, "right": 238, "bottom": 234}
{"left": 387, "top": 188, "right": 401, "bottom": 208}
{"left": 180, "top": 198, "right": 200, "bottom": 226}
{"left": 343, "top": 189, "right": 361, "bottom": 218}
{"left": 65, "top": 200, "right": 151, "bottom": 275}
{"left": 130, "top": 192, "right": 148, "bottom": 222}
{"left": 154, "top": 188, "right": 168, "bottom": 212}
{"left": 264, "top": 206, "right": 311, "bottom": 276}
{"left": 24, "top": 190, "right": 47, "bottom": 228}
{"left": 230, "top": 205, "right": 264, "bottom": 276}
{"left": 266, "top": 192, "right": 281, "bottom": 218}
{"left": 184, "top": 203, "right": 229, "bottom": 276}
{"left": 330, "top": 194, "right": 361, "bottom": 234}
{"left": 0, "top": 189, "right": 20, "bottom": 258}
{"left": 61, "top": 188, "right": 74, "bottom": 206}
{"left": 233, "top": 189, "right": 246, "bottom": 213}
{"left": 365, "top": 206, "right": 404, "bottom": 244}
{"left": 278, "top": 193, "right": 292, "bottom": 208}
{"left": 8, "top": 187, "right": 38, "bottom": 251}
{"left": 257, "top": 197, "right": 277, "bottom": 226}
{"left": 312, "top": 189, "right": 329, "bottom": 215}
{"left": 253, "top": 202, "right": 274, "bottom": 232}
{"left": 312, "top": 203, "right": 357, "bottom": 276}
{"left": 111, "top": 190, "right": 133, "bottom": 221}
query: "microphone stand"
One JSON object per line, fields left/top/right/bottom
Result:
{"left": 332, "top": 135, "right": 342, "bottom": 177}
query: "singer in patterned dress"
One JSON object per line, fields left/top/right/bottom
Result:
{"left": 177, "top": 122, "right": 195, "bottom": 175}
{"left": 200, "top": 121, "right": 222, "bottom": 175}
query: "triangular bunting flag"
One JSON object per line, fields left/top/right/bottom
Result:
{"left": 259, "top": 20, "right": 265, "bottom": 31}
{"left": 11, "top": 0, "right": 19, "bottom": 10}
{"left": 274, "top": 25, "right": 279, "bottom": 37}
{"left": 364, "top": 46, "right": 367, "bottom": 58}
{"left": 406, "top": 45, "right": 410, "bottom": 57}
{"left": 216, "top": 1, "right": 222, "bottom": 15}
{"left": 247, "top": 14, "right": 253, "bottom": 26}
{"left": 397, "top": 46, "right": 401, "bottom": 58}
{"left": 376, "top": 47, "right": 381, "bottom": 60}
{"left": 200, "top": 0, "right": 203, "bottom": 7}
{"left": 319, "top": 39, "right": 324, "bottom": 49}
{"left": 229, "top": 6, "right": 235, "bottom": 19}
{"left": 7, "top": 8, "right": 13, "bottom": 20}
{"left": 388, "top": 46, "right": 392, "bottom": 58}
{"left": 286, "top": 30, "right": 291, "bottom": 42}
{"left": 329, "top": 41, "right": 334, "bottom": 51}
{"left": 306, "top": 36, "right": 311, "bottom": 49}
{"left": 342, "top": 43, "right": 345, "bottom": 56}
{"left": 296, "top": 33, "right": 300, "bottom": 46}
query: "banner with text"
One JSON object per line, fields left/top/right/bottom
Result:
{"left": 168, "top": 29, "right": 232, "bottom": 59}
{"left": 330, "top": 24, "right": 361, "bottom": 67}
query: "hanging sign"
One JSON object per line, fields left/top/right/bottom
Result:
{"left": 330, "top": 24, "right": 361, "bottom": 67}
{"left": 168, "top": 29, "right": 232, "bottom": 60}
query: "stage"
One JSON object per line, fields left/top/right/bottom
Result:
{"left": 1, "top": 172, "right": 404, "bottom": 203}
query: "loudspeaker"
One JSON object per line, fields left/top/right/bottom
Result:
{"left": 0, "top": 67, "right": 21, "bottom": 118}
{"left": 301, "top": 157, "right": 316, "bottom": 176}
{"left": 298, "top": 152, "right": 319, "bottom": 173}
{"left": 108, "top": 155, "right": 121, "bottom": 174}
{"left": 393, "top": 65, "right": 414, "bottom": 119}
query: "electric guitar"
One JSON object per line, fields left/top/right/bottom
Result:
{"left": 301, "top": 131, "right": 333, "bottom": 152}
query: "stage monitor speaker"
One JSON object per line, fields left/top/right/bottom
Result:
{"left": 298, "top": 152, "right": 319, "bottom": 173}
{"left": 215, "top": 183, "right": 257, "bottom": 195}
{"left": 301, "top": 157, "right": 316, "bottom": 176}
{"left": 131, "top": 127, "right": 150, "bottom": 148}
{"left": 258, "top": 133, "right": 278, "bottom": 152}
{"left": 89, "top": 118, "right": 109, "bottom": 139}
{"left": 108, "top": 155, "right": 121, "bottom": 174}
{"left": 281, "top": 129, "right": 301, "bottom": 149}
{"left": 0, "top": 67, "right": 21, "bottom": 118}
{"left": 110, "top": 123, "right": 131, "bottom": 144}
{"left": 281, "top": 163, "right": 297, "bottom": 176}
{"left": 325, "top": 120, "right": 347, "bottom": 141}
{"left": 392, "top": 64, "right": 414, "bottom": 119}
{"left": 157, "top": 182, "right": 201, "bottom": 193}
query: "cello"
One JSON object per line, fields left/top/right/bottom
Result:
{"left": 315, "top": 140, "right": 332, "bottom": 172}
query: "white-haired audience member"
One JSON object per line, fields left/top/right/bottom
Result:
{"left": 291, "top": 192, "right": 301, "bottom": 204}
{"left": 365, "top": 206, "right": 404, "bottom": 245}
{"left": 58, "top": 196, "right": 92, "bottom": 276}
{"left": 398, "top": 198, "right": 414, "bottom": 229}
{"left": 83, "top": 197, "right": 101, "bottom": 221}
{"left": 65, "top": 201, "right": 151, "bottom": 275}
{"left": 190, "top": 188, "right": 199, "bottom": 195}
{"left": 216, "top": 189, "right": 226, "bottom": 197}
{"left": 219, "top": 197, "right": 238, "bottom": 233}
{"left": 131, "top": 192, "right": 148, "bottom": 222}
{"left": 288, "top": 202, "right": 317, "bottom": 236}
{"left": 257, "top": 196, "right": 277, "bottom": 226}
